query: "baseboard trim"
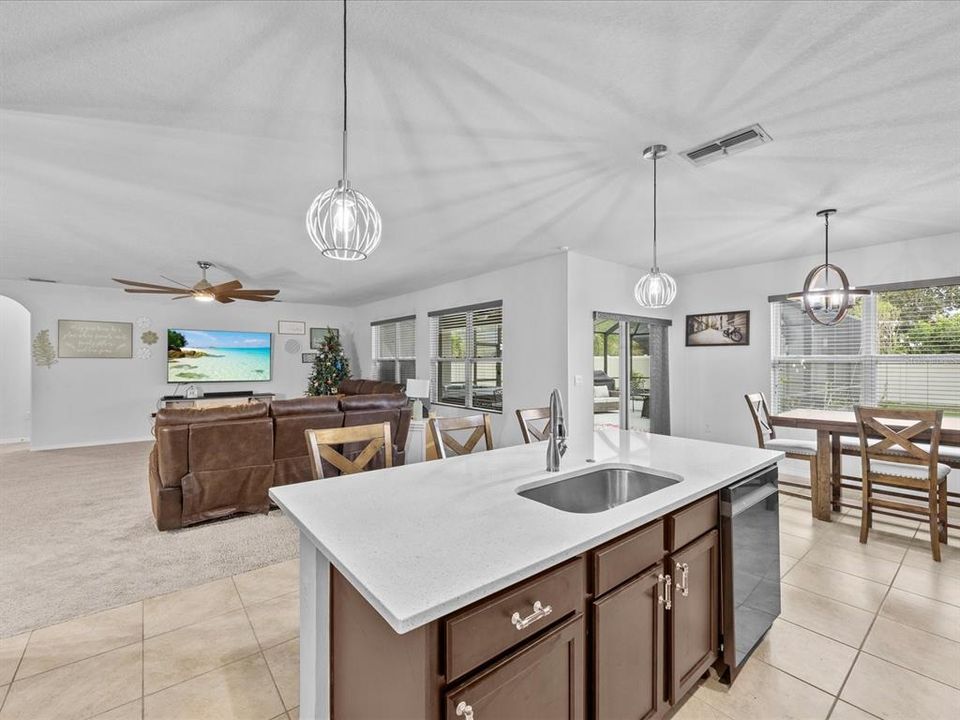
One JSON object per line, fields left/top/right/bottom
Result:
{"left": 0, "top": 437, "right": 30, "bottom": 445}
{"left": 30, "top": 436, "right": 154, "bottom": 452}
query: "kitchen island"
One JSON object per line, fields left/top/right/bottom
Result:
{"left": 270, "top": 428, "right": 782, "bottom": 719}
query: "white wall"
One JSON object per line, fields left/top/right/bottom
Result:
{"left": 0, "top": 280, "right": 356, "bottom": 449}
{"left": 0, "top": 295, "right": 32, "bottom": 443}
{"left": 565, "top": 252, "right": 674, "bottom": 456}
{"left": 669, "top": 233, "right": 960, "bottom": 448}
{"left": 352, "top": 254, "right": 567, "bottom": 448}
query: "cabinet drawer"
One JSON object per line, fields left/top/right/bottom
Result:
{"left": 446, "top": 614, "right": 585, "bottom": 720}
{"left": 591, "top": 520, "right": 664, "bottom": 597}
{"left": 445, "top": 556, "right": 585, "bottom": 682}
{"left": 665, "top": 494, "right": 718, "bottom": 551}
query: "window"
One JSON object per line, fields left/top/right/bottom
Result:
{"left": 770, "top": 281, "right": 960, "bottom": 415}
{"left": 371, "top": 316, "right": 416, "bottom": 384}
{"left": 429, "top": 301, "right": 503, "bottom": 412}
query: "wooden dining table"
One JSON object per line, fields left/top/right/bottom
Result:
{"left": 769, "top": 408, "right": 960, "bottom": 521}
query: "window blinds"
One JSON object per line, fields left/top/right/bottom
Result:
{"left": 371, "top": 316, "right": 416, "bottom": 384}
{"left": 770, "top": 283, "right": 959, "bottom": 414}
{"left": 429, "top": 302, "right": 503, "bottom": 412}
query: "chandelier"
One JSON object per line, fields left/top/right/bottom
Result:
{"left": 634, "top": 144, "right": 678, "bottom": 308}
{"left": 786, "top": 209, "right": 868, "bottom": 326}
{"left": 306, "top": 0, "right": 382, "bottom": 261}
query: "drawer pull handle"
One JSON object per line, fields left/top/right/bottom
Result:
{"left": 676, "top": 562, "right": 689, "bottom": 597}
{"left": 456, "top": 701, "right": 474, "bottom": 720}
{"left": 658, "top": 573, "right": 672, "bottom": 610}
{"left": 510, "top": 600, "right": 552, "bottom": 630}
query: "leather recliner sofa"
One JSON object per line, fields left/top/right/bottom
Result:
{"left": 338, "top": 378, "right": 404, "bottom": 395}
{"left": 148, "top": 392, "right": 410, "bottom": 530}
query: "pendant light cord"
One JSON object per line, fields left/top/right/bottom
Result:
{"left": 652, "top": 152, "right": 658, "bottom": 270}
{"left": 341, "top": 0, "right": 348, "bottom": 186}
{"left": 823, "top": 211, "right": 829, "bottom": 286}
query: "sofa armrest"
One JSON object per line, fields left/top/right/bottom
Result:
{"left": 155, "top": 424, "right": 189, "bottom": 488}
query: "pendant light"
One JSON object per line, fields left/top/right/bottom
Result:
{"left": 634, "top": 144, "right": 677, "bottom": 308}
{"left": 306, "top": 0, "right": 382, "bottom": 261}
{"left": 786, "top": 209, "right": 868, "bottom": 326}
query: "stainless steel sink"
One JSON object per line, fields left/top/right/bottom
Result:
{"left": 518, "top": 465, "right": 680, "bottom": 514}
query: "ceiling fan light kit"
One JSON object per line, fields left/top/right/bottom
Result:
{"left": 305, "top": 0, "right": 382, "bottom": 261}
{"left": 786, "top": 209, "right": 868, "bottom": 326}
{"left": 634, "top": 144, "right": 678, "bottom": 309}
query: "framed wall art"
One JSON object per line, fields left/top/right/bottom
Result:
{"left": 278, "top": 320, "right": 306, "bottom": 335}
{"left": 685, "top": 311, "right": 750, "bottom": 347}
{"left": 58, "top": 320, "right": 133, "bottom": 358}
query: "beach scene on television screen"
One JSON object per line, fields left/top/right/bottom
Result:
{"left": 167, "top": 329, "right": 271, "bottom": 381}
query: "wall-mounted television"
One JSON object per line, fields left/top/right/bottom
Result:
{"left": 167, "top": 329, "right": 272, "bottom": 383}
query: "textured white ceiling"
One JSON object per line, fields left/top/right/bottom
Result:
{"left": 1, "top": 0, "right": 958, "bottom": 304}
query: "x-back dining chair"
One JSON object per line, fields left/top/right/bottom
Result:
{"left": 745, "top": 392, "right": 841, "bottom": 509}
{"left": 305, "top": 422, "right": 392, "bottom": 479}
{"left": 516, "top": 407, "right": 550, "bottom": 444}
{"left": 855, "top": 406, "right": 948, "bottom": 561}
{"left": 428, "top": 414, "right": 494, "bottom": 459}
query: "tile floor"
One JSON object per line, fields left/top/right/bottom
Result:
{"left": 1, "top": 496, "right": 958, "bottom": 720}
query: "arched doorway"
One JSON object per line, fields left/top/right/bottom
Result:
{"left": 0, "top": 295, "right": 31, "bottom": 444}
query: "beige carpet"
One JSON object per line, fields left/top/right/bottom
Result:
{"left": 0, "top": 441, "right": 298, "bottom": 637}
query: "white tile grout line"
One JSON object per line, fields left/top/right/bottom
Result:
{"left": 233, "top": 575, "right": 289, "bottom": 712}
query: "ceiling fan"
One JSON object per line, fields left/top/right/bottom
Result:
{"left": 112, "top": 261, "right": 279, "bottom": 303}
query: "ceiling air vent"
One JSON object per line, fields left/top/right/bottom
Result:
{"left": 681, "top": 124, "right": 772, "bottom": 167}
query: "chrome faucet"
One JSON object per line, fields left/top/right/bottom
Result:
{"left": 546, "top": 388, "right": 567, "bottom": 472}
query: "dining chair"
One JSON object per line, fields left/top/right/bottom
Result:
{"left": 516, "top": 407, "right": 550, "bottom": 444}
{"left": 428, "top": 414, "right": 494, "bottom": 459}
{"left": 744, "top": 393, "right": 840, "bottom": 508}
{"left": 305, "top": 422, "right": 392, "bottom": 479}
{"left": 854, "top": 406, "right": 949, "bottom": 561}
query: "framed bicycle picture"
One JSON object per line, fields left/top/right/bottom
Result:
{"left": 685, "top": 311, "right": 750, "bottom": 346}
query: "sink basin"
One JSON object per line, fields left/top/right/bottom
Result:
{"left": 518, "top": 464, "right": 680, "bottom": 514}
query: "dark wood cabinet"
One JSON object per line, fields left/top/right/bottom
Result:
{"left": 592, "top": 565, "right": 664, "bottom": 720}
{"left": 445, "top": 614, "right": 585, "bottom": 720}
{"left": 666, "top": 529, "right": 720, "bottom": 704}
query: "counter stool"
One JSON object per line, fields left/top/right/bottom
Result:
{"left": 305, "top": 422, "right": 392, "bottom": 479}
{"left": 516, "top": 407, "right": 550, "bottom": 443}
{"left": 745, "top": 393, "right": 840, "bottom": 509}
{"left": 854, "top": 406, "right": 949, "bottom": 561}
{"left": 428, "top": 414, "right": 494, "bottom": 459}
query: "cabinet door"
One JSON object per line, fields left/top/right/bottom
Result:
{"left": 593, "top": 565, "right": 664, "bottom": 720}
{"left": 446, "top": 614, "right": 584, "bottom": 720}
{"left": 667, "top": 529, "right": 720, "bottom": 705}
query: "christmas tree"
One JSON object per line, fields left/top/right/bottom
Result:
{"left": 306, "top": 328, "right": 350, "bottom": 395}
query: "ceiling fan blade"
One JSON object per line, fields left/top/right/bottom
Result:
{"left": 160, "top": 274, "right": 194, "bottom": 289}
{"left": 122, "top": 288, "right": 185, "bottom": 294}
{"left": 215, "top": 296, "right": 236, "bottom": 303}
{"left": 229, "top": 288, "right": 279, "bottom": 296}
{"left": 113, "top": 278, "right": 184, "bottom": 291}
{"left": 220, "top": 294, "right": 275, "bottom": 302}
{"left": 171, "top": 295, "right": 193, "bottom": 300}
{"left": 210, "top": 280, "right": 243, "bottom": 293}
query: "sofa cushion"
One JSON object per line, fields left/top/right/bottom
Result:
{"left": 270, "top": 396, "right": 340, "bottom": 417}
{"left": 340, "top": 393, "right": 408, "bottom": 411}
{"left": 338, "top": 378, "right": 364, "bottom": 395}
{"left": 156, "top": 402, "right": 268, "bottom": 426}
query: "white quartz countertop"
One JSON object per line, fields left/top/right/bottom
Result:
{"left": 269, "top": 428, "right": 782, "bottom": 634}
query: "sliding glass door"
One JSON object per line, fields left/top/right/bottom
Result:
{"left": 593, "top": 312, "right": 671, "bottom": 434}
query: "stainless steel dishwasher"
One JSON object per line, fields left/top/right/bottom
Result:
{"left": 719, "top": 465, "right": 781, "bottom": 682}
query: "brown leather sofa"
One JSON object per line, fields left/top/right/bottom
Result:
{"left": 148, "top": 393, "right": 411, "bottom": 530}
{"left": 338, "top": 378, "right": 404, "bottom": 395}
{"left": 149, "top": 403, "right": 275, "bottom": 531}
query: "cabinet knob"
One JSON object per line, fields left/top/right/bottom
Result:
{"left": 657, "top": 573, "right": 672, "bottom": 610}
{"left": 510, "top": 600, "right": 553, "bottom": 630}
{"left": 456, "top": 701, "right": 474, "bottom": 720}
{"left": 676, "top": 562, "right": 690, "bottom": 597}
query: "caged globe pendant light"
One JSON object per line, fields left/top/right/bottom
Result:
{"left": 306, "top": 0, "right": 382, "bottom": 261}
{"left": 785, "top": 209, "right": 868, "bottom": 326}
{"left": 634, "top": 144, "right": 678, "bottom": 308}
